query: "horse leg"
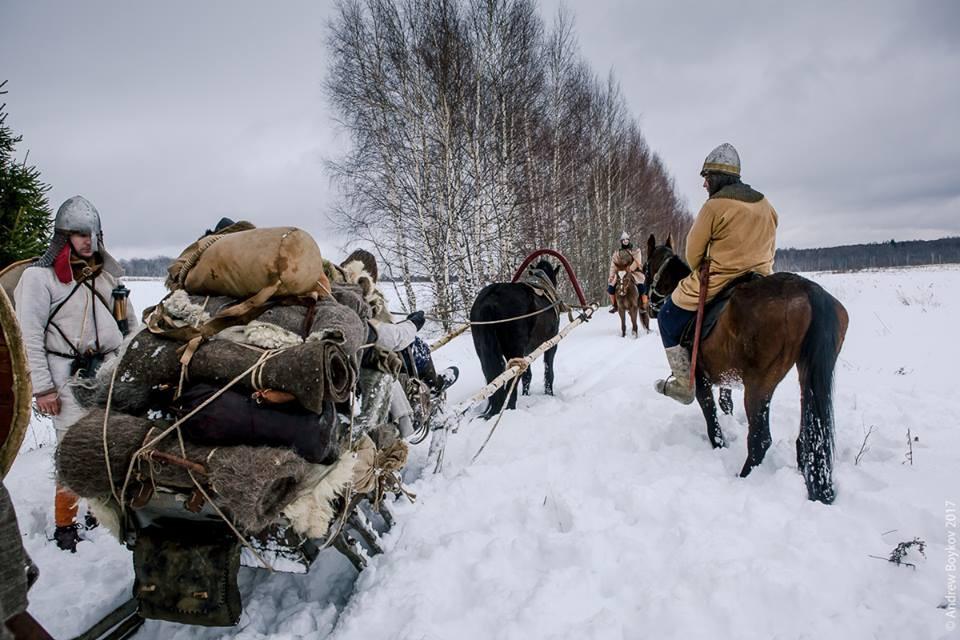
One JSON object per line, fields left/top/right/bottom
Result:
{"left": 618, "top": 304, "right": 626, "bottom": 337}
{"left": 543, "top": 345, "right": 557, "bottom": 396}
{"left": 630, "top": 305, "right": 638, "bottom": 337}
{"left": 695, "top": 372, "right": 725, "bottom": 449}
{"left": 521, "top": 367, "right": 533, "bottom": 396}
{"left": 718, "top": 387, "right": 734, "bottom": 415}
{"left": 739, "top": 383, "right": 773, "bottom": 477}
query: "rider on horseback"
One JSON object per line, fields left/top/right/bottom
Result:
{"left": 607, "top": 231, "right": 647, "bottom": 313}
{"left": 654, "top": 143, "right": 779, "bottom": 404}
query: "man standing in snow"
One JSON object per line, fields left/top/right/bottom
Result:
{"left": 654, "top": 143, "right": 778, "bottom": 403}
{"left": 606, "top": 231, "right": 647, "bottom": 313}
{"left": 14, "top": 196, "right": 137, "bottom": 551}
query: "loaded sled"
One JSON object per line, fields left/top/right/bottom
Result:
{"left": 47, "top": 225, "right": 443, "bottom": 634}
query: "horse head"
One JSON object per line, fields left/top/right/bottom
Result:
{"left": 533, "top": 259, "right": 559, "bottom": 287}
{"left": 644, "top": 233, "right": 691, "bottom": 318}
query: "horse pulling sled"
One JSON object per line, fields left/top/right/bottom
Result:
{"left": 428, "top": 249, "right": 598, "bottom": 472}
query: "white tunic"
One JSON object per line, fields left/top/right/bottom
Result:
{"left": 14, "top": 265, "right": 137, "bottom": 433}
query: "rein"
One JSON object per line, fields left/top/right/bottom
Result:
{"left": 647, "top": 252, "right": 680, "bottom": 314}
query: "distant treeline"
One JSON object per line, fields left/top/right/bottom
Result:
{"left": 119, "top": 256, "right": 172, "bottom": 278}
{"left": 775, "top": 237, "right": 960, "bottom": 272}
{"left": 122, "top": 237, "right": 960, "bottom": 279}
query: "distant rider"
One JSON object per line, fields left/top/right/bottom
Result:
{"left": 607, "top": 231, "right": 647, "bottom": 313}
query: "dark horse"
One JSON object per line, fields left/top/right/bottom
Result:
{"left": 644, "top": 234, "right": 849, "bottom": 503}
{"left": 471, "top": 260, "right": 560, "bottom": 419}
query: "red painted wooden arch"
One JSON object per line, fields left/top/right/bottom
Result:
{"left": 510, "top": 249, "right": 589, "bottom": 308}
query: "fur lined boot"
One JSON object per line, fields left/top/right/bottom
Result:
{"left": 654, "top": 346, "right": 695, "bottom": 404}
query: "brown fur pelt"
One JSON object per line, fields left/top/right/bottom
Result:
{"left": 330, "top": 284, "right": 372, "bottom": 322}
{"left": 340, "top": 249, "right": 378, "bottom": 283}
{"left": 57, "top": 409, "right": 310, "bottom": 533}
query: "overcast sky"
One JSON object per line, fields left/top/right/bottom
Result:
{"left": 2, "top": 0, "right": 957, "bottom": 259}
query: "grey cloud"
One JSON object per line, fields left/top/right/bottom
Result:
{"left": 2, "top": 0, "right": 957, "bottom": 256}
{"left": 542, "top": 0, "right": 959, "bottom": 248}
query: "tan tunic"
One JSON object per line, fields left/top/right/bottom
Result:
{"left": 608, "top": 247, "right": 645, "bottom": 285}
{"left": 671, "top": 193, "right": 778, "bottom": 311}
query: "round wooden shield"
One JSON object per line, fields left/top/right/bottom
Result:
{"left": 0, "top": 285, "right": 32, "bottom": 478}
{"left": 0, "top": 258, "right": 34, "bottom": 310}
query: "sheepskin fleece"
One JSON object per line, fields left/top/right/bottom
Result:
{"left": 87, "top": 496, "right": 123, "bottom": 540}
{"left": 282, "top": 453, "right": 358, "bottom": 539}
{"left": 217, "top": 321, "right": 303, "bottom": 350}
{"left": 340, "top": 262, "right": 390, "bottom": 323}
{"left": 162, "top": 289, "right": 212, "bottom": 327}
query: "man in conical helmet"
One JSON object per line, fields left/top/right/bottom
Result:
{"left": 606, "top": 231, "right": 647, "bottom": 313}
{"left": 13, "top": 196, "right": 137, "bottom": 551}
{"left": 654, "top": 143, "right": 778, "bottom": 403}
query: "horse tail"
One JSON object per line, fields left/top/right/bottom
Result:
{"left": 797, "top": 282, "right": 845, "bottom": 504}
{"left": 471, "top": 317, "right": 507, "bottom": 415}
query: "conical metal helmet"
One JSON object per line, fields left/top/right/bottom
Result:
{"left": 700, "top": 143, "right": 741, "bottom": 177}
{"left": 54, "top": 196, "right": 102, "bottom": 252}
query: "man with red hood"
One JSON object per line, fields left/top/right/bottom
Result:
{"left": 13, "top": 196, "right": 137, "bottom": 552}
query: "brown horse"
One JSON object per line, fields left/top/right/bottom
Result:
{"left": 615, "top": 270, "right": 640, "bottom": 337}
{"left": 644, "top": 234, "right": 849, "bottom": 504}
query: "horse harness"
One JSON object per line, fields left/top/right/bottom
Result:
{"left": 646, "top": 249, "right": 684, "bottom": 315}
{"left": 44, "top": 266, "right": 112, "bottom": 364}
{"left": 521, "top": 267, "right": 567, "bottom": 320}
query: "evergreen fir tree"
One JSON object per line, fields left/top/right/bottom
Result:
{"left": 0, "top": 80, "right": 53, "bottom": 268}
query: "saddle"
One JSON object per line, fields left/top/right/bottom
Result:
{"left": 680, "top": 272, "right": 765, "bottom": 352}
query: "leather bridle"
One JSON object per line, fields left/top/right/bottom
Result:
{"left": 645, "top": 249, "right": 682, "bottom": 316}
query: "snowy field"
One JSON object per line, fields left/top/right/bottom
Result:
{"left": 6, "top": 267, "right": 960, "bottom": 639}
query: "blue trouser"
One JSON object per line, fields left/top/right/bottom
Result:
{"left": 657, "top": 297, "right": 696, "bottom": 348}
{"left": 411, "top": 336, "right": 431, "bottom": 373}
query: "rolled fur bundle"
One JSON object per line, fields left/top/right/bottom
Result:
{"left": 257, "top": 295, "right": 368, "bottom": 357}
{"left": 57, "top": 409, "right": 310, "bottom": 533}
{"left": 188, "top": 339, "right": 354, "bottom": 410}
{"left": 76, "top": 327, "right": 356, "bottom": 415}
{"left": 70, "top": 331, "right": 181, "bottom": 414}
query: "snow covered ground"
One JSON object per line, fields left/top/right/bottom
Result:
{"left": 6, "top": 267, "right": 960, "bottom": 639}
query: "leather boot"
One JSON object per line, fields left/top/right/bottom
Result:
{"left": 654, "top": 345, "right": 695, "bottom": 404}
{"left": 53, "top": 524, "right": 82, "bottom": 553}
{"left": 608, "top": 293, "right": 618, "bottom": 313}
